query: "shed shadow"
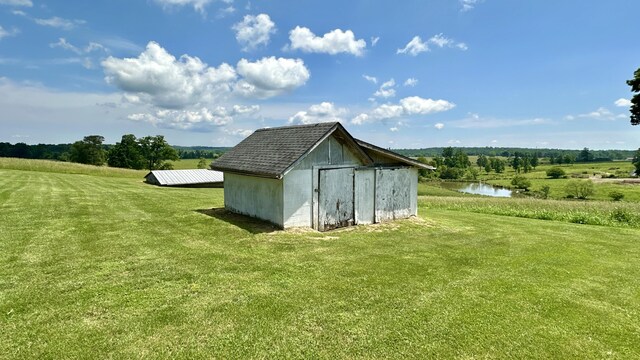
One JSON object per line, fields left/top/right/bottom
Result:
{"left": 195, "top": 208, "right": 280, "bottom": 234}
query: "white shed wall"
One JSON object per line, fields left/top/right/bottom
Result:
{"left": 374, "top": 168, "right": 418, "bottom": 222}
{"left": 224, "top": 173, "right": 284, "bottom": 227}
{"left": 283, "top": 135, "right": 362, "bottom": 228}
{"left": 354, "top": 169, "right": 375, "bottom": 224}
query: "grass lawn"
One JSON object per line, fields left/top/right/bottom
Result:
{"left": 1, "top": 159, "right": 640, "bottom": 358}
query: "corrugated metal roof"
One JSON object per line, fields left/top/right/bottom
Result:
{"left": 145, "top": 169, "right": 224, "bottom": 186}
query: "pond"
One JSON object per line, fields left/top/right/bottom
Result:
{"left": 442, "top": 182, "right": 513, "bottom": 198}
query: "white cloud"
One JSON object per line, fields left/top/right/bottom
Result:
{"left": 232, "top": 14, "right": 276, "bottom": 51}
{"left": 434, "top": 123, "right": 444, "bottom": 130}
{"left": 0, "top": 0, "right": 32, "bottom": 6}
{"left": 224, "top": 128, "right": 254, "bottom": 137}
{"left": 0, "top": 25, "right": 19, "bottom": 40}
{"left": 397, "top": 36, "right": 427, "bottom": 56}
{"left": 363, "top": 74, "right": 377, "bottom": 84}
{"left": 460, "top": 0, "right": 482, "bottom": 12}
{"left": 453, "top": 113, "right": 550, "bottom": 128}
{"left": 574, "top": 107, "right": 625, "bottom": 121}
{"left": 288, "top": 102, "right": 347, "bottom": 124}
{"left": 404, "top": 78, "right": 418, "bottom": 87}
{"left": 128, "top": 105, "right": 257, "bottom": 131}
{"left": 448, "top": 139, "right": 461, "bottom": 144}
{"left": 34, "top": 16, "right": 85, "bottom": 30}
{"left": 102, "top": 41, "right": 237, "bottom": 109}
{"left": 615, "top": 98, "right": 631, "bottom": 107}
{"left": 288, "top": 26, "right": 366, "bottom": 56}
{"left": 153, "top": 0, "right": 213, "bottom": 14}
{"left": 397, "top": 34, "right": 467, "bottom": 56}
{"left": 428, "top": 33, "right": 468, "bottom": 51}
{"left": 400, "top": 96, "right": 455, "bottom": 115}
{"left": 11, "top": 9, "right": 25, "bottom": 15}
{"left": 351, "top": 96, "right": 455, "bottom": 125}
{"left": 50, "top": 38, "right": 81, "bottom": 54}
{"left": 371, "top": 36, "right": 380, "bottom": 46}
{"left": 373, "top": 78, "right": 396, "bottom": 98}
{"left": 216, "top": 5, "right": 235, "bottom": 18}
{"left": 390, "top": 127, "right": 398, "bottom": 132}
{"left": 235, "top": 56, "right": 309, "bottom": 98}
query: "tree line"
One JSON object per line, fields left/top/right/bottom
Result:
{"left": 396, "top": 147, "right": 635, "bottom": 162}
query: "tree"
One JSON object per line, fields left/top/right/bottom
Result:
{"left": 576, "top": 147, "right": 593, "bottom": 162}
{"left": 563, "top": 154, "right": 575, "bottom": 164}
{"left": 416, "top": 156, "right": 430, "bottom": 178}
{"left": 627, "top": 67, "right": 640, "bottom": 125}
{"left": 530, "top": 153, "right": 539, "bottom": 169}
{"left": 197, "top": 158, "right": 209, "bottom": 169}
{"left": 546, "top": 167, "right": 566, "bottom": 179}
{"left": 511, "top": 175, "right": 531, "bottom": 191}
{"left": 476, "top": 154, "right": 488, "bottom": 169}
{"left": 69, "top": 135, "right": 106, "bottom": 166}
{"left": 138, "top": 135, "right": 179, "bottom": 170}
{"left": 565, "top": 180, "right": 594, "bottom": 199}
{"left": 108, "top": 134, "right": 145, "bottom": 169}
{"left": 633, "top": 148, "right": 640, "bottom": 176}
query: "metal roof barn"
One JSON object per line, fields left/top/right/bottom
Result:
{"left": 144, "top": 169, "right": 224, "bottom": 187}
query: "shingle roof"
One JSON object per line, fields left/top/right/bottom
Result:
{"left": 145, "top": 169, "right": 224, "bottom": 186}
{"left": 212, "top": 122, "right": 370, "bottom": 178}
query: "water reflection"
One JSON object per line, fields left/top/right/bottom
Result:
{"left": 450, "top": 182, "right": 512, "bottom": 197}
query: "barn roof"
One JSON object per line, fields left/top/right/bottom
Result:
{"left": 145, "top": 169, "right": 224, "bottom": 186}
{"left": 355, "top": 139, "right": 436, "bottom": 170}
{"left": 211, "top": 122, "right": 372, "bottom": 179}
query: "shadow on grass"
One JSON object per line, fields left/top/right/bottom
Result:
{"left": 195, "top": 208, "right": 280, "bottom": 234}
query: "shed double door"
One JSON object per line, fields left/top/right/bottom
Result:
{"left": 318, "top": 168, "right": 355, "bottom": 231}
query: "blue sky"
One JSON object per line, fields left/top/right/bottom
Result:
{"left": 1, "top": 0, "right": 638, "bottom": 149}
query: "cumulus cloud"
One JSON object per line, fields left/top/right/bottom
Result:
{"left": 397, "top": 34, "right": 467, "bottom": 56}
{"left": 0, "top": 25, "right": 19, "bottom": 40}
{"left": 102, "top": 41, "right": 237, "bottom": 109}
{"left": 373, "top": 78, "right": 396, "bottom": 98}
{"left": 362, "top": 74, "right": 377, "bottom": 84}
{"left": 390, "top": 127, "right": 398, "bottom": 132}
{"left": 224, "top": 128, "right": 254, "bottom": 137}
{"left": 288, "top": 102, "right": 347, "bottom": 124}
{"left": 34, "top": 16, "right": 85, "bottom": 30}
{"left": 232, "top": 14, "right": 276, "bottom": 51}
{"left": 371, "top": 36, "right": 380, "bottom": 46}
{"left": 0, "top": 0, "right": 32, "bottom": 6}
{"left": 128, "top": 105, "right": 259, "bottom": 131}
{"left": 434, "top": 123, "right": 444, "bottom": 130}
{"left": 404, "top": 78, "right": 418, "bottom": 87}
{"left": 288, "top": 26, "right": 366, "bottom": 56}
{"left": 153, "top": 0, "right": 213, "bottom": 14}
{"left": 351, "top": 96, "right": 455, "bottom": 125}
{"left": 573, "top": 107, "right": 626, "bottom": 121}
{"left": 615, "top": 98, "right": 631, "bottom": 107}
{"left": 235, "top": 56, "right": 309, "bottom": 98}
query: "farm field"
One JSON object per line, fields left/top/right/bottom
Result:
{"left": 1, "top": 158, "right": 640, "bottom": 358}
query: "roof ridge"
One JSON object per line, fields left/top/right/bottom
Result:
{"left": 254, "top": 122, "right": 340, "bottom": 132}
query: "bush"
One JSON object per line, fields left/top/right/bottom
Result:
{"left": 565, "top": 180, "right": 594, "bottom": 199}
{"left": 609, "top": 191, "right": 624, "bottom": 201}
{"left": 540, "top": 185, "right": 551, "bottom": 199}
{"left": 511, "top": 175, "right": 532, "bottom": 190}
{"left": 546, "top": 167, "right": 566, "bottom": 179}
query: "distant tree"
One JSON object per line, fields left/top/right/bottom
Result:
{"left": 197, "top": 157, "right": 209, "bottom": 169}
{"left": 107, "top": 134, "right": 144, "bottom": 169}
{"left": 511, "top": 175, "right": 531, "bottom": 191}
{"left": 490, "top": 157, "right": 506, "bottom": 173}
{"left": 546, "top": 167, "right": 566, "bottom": 179}
{"left": 627, "top": 67, "right": 640, "bottom": 125}
{"left": 530, "top": 153, "right": 539, "bottom": 169}
{"left": 565, "top": 180, "right": 594, "bottom": 199}
{"left": 563, "top": 154, "right": 575, "bottom": 164}
{"left": 511, "top": 153, "right": 523, "bottom": 173}
{"left": 484, "top": 162, "right": 492, "bottom": 174}
{"left": 540, "top": 185, "right": 551, "bottom": 199}
{"left": 476, "top": 154, "right": 488, "bottom": 168}
{"left": 576, "top": 147, "right": 593, "bottom": 162}
{"left": 522, "top": 154, "right": 532, "bottom": 173}
{"left": 10, "top": 142, "right": 30, "bottom": 158}
{"left": 69, "top": 135, "right": 106, "bottom": 166}
{"left": 416, "top": 156, "right": 430, "bottom": 178}
{"left": 138, "top": 135, "right": 179, "bottom": 170}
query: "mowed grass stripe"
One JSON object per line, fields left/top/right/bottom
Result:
{"left": 1, "top": 167, "right": 640, "bottom": 358}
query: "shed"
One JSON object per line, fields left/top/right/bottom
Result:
{"left": 211, "top": 122, "right": 434, "bottom": 231}
{"left": 144, "top": 169, "right": 224, "bottom": 187}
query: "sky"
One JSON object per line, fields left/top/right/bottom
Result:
{"left": 0, "top": 0, "right": 639, "bottom": 149}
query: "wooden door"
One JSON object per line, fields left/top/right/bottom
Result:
{"left": 318, "top": 168, "right": 355, "bottom": 231}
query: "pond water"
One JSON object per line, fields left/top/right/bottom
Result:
{"left": 443, "top": 182, "right": 513, "bottom": 198}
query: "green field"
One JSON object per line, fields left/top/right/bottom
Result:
{"left": 2, "top": 158, "right": 640, "bottom": 358}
